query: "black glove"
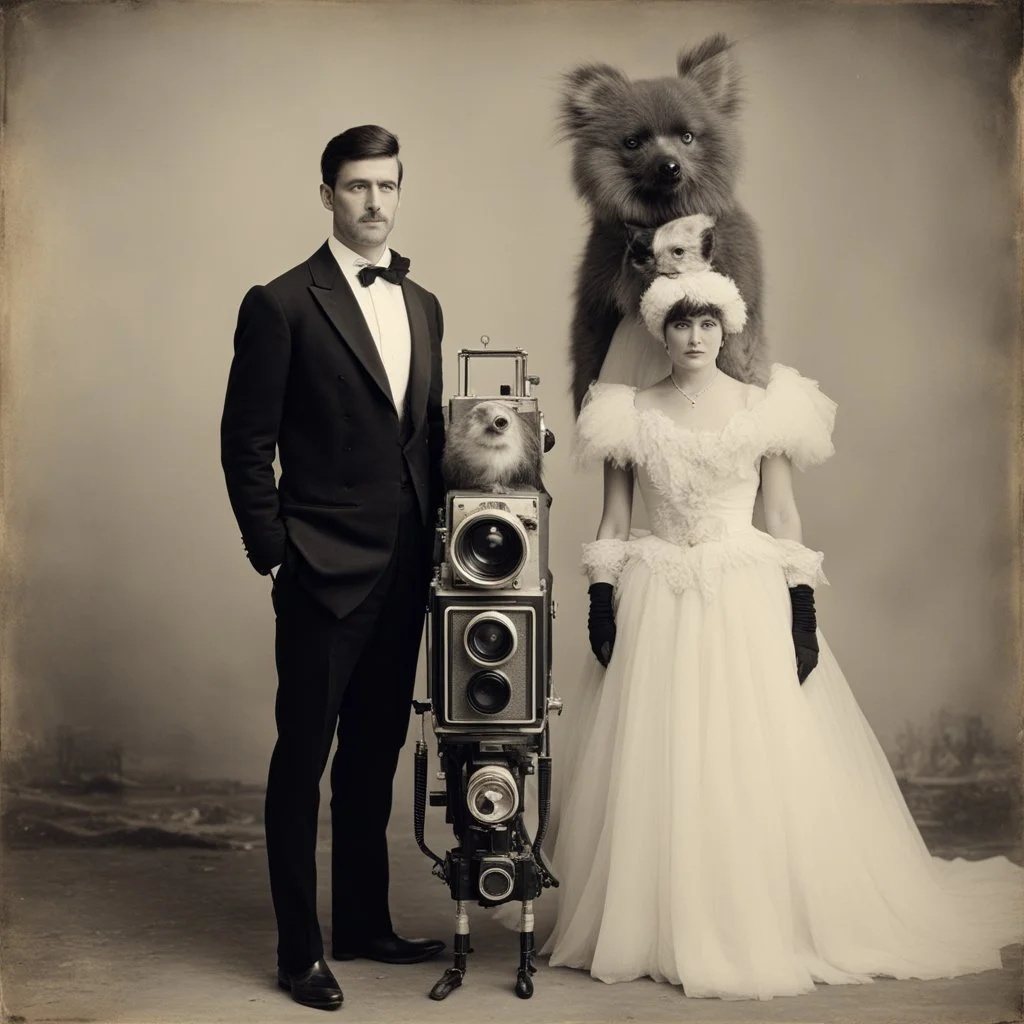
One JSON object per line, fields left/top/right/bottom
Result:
{"left": 789, "top": 584, "right": 819, "bottom": 685}
{"left": 587, "top": 582, "right": 616, "bottom": 667}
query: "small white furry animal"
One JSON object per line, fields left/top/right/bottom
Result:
{"left": 615, "top": 213, "right": 716, "bottom": 312}
{"left": 650, "top": 212, "right": 716, "bottom": 276}
{"left": 442, "top": 400, "right": 543, "bottom": 493}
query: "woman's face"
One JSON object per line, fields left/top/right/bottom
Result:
{"left": 664, "top": 311, "right": 724, "bottom": 372}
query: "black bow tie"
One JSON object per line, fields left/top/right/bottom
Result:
{"left": 357, "top": 252, "right": 410, "bottom": 287}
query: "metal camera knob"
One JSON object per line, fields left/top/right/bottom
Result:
{"left": 539, "top": 413, "right": 555, "bottom": 454}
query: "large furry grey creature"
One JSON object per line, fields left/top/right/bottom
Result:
{"left": 560, "top": 34, "right": 766, "bottom": 412}
{"left": 442, "top": 400, "right": 543, "bottom": 493}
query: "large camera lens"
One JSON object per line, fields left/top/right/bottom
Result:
{"left": 466, "top": 767, "right": 519, "bottom": 825}
{"left": 479, "top": 864, "right": 515, "bottom": 901}
{"left": 463, "top": 520, "right": 522, "bottom": 577}
{"left": 464, "top": 612, "right": 517, "bottom": 667}
{"left": 466, "top": 670, "right": 512, "bottom": 715}
{"left": 450, "top": 510, "right": 528, "bottom": 588}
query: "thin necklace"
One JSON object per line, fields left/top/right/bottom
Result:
{"left": 670, "top": 369, "right": 719, "bottom": 407}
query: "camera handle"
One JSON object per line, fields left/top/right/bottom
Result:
{"left": 456, "top": 346, "right": 532, "bottom": 399}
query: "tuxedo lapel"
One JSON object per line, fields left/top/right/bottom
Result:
{"left": 402, "top": 282, "right": 431, "bottom": 432}
{"left": 307, "top": 243, "right": 395, "bottom": 409}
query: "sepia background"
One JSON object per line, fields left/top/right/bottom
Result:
{"left": 1, "top": 1, "right": 1020, "bottom": 1022}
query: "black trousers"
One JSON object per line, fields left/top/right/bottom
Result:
{"left": 265, "top": 483, "right": 430, "bottom": 973}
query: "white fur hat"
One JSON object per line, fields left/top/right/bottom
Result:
{"left": 639, "top": 268, "right": 748, "bottom": 337}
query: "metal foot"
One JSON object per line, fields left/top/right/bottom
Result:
{"left": 429, "top": 968, "right": 464, "bottom": 1001}
{"left": 514, "top": 968, "right": 534, "bottom": 999}
{"left": 429, "top": 900, "right": 470, "bottom": 1000}
{"left": 515, "top": 898, "right": 537, "bottom": 998}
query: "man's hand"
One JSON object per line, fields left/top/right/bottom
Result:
{"left": 220, "top": 284, "right": 291, "bottom": 575}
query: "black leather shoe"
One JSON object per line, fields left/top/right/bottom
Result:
{"left": 332, "top": 933, "right": 445, "bottom": 964}
{"left": 277, "top": 958, "right": 344, "bottom": 1010}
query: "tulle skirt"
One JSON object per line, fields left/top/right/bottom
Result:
{"left": 542, "top": 554, "right": 1023, "bottom": 999}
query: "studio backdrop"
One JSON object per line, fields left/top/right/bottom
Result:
{"left": 1, "top": 1, "right": 1019, "bottom": 810}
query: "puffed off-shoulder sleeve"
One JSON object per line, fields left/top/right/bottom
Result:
{"left": 573, "top": 382, "right": 639, "bottom": 469}
{"left": 760, "top": 364, "right": 837, "bottom": 471}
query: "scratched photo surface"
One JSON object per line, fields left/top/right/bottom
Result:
{"left": 1, "top": 2, "right": 1020, "bottom": 1022}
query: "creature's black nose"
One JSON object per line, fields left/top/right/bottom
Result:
{"left": 658, "top": 160, "right": 682, "bottom": 181}
{"left": 493, "top": 416, "right": 509, "bottom": 432}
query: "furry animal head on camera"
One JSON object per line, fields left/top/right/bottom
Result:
{"left": 559, "top": 34, "right": 742, "bottom": 227}
{"left": 442, "top": 400, "right": 543, "bottom": 494}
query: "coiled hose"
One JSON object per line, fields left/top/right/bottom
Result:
{"left": 532, "top": 755, "right": 552, "bottom": 855}
{"left": 413, "top": 740, "right": 447, "bottom": 879}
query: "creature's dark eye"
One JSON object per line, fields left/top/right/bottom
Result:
{"left": 681, "top": 131, "right": 695, "bottom": 145}
{"left": 672, "top": 247, "right": 685, "bottom": 257}
{"left": 623, "top": 136, "right": 640, "bottom": 150}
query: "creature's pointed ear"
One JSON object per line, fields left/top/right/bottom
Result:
{"left": 700, "top": 226, "right": 715, "bottom": 262}
{"left": 677, "top": 33, "right": 742, "bottom": 117}
{"left": 559, "top": 63, "right": 629, "bottom": 135}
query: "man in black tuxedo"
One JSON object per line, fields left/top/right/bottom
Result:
{"left": 221, "top": 125, "right": 445, "bottom": 1011}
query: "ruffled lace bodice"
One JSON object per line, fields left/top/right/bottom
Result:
{"left": 575, "top": 364, "right": 837, "bottom": 595}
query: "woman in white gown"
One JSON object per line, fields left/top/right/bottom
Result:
{"left": 541, "top": 268, "right": 1022, "bottom": 1000}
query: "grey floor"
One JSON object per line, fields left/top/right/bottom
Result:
{"left": 2, "top": 804, "right": 1021, "bottom": 1024}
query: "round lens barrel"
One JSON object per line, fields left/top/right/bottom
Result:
{"left": 466, "top": 616, "right": 516, "bottom": 665}
{"left": 466, "top": 671, "right": 512, "bottom": 715}
{"left": 466, "top": 767, "right": 520, "bottom": 825}
{"left": 479, "top": 866, "right": 515, "bottom": 900}
{"left": 458, "top": 518, "right": 525, "bottom": 580}
{"left": 449, "top": 508, "right": 531, "bottom": 588}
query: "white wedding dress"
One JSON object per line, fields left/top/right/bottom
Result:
{"left": 541, "top": 364, "right": 1023, "bottom": 1000}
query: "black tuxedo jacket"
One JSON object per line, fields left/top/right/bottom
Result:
{"left": 221, "top": 242, "right": 445, "bottom": 619}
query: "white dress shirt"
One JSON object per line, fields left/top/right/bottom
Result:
{"left": 327, "top": 235, "right": 412, "bottom": 424}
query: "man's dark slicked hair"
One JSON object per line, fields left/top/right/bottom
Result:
{"left": 321, "top": 125, "right": 403, "bottom": 189}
